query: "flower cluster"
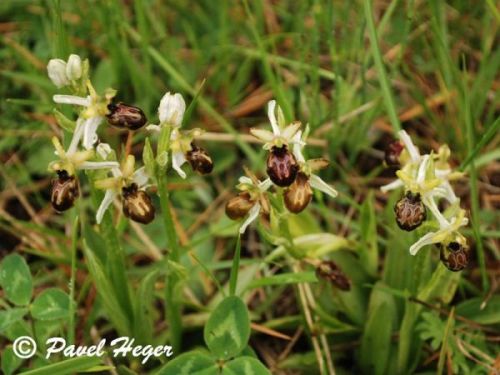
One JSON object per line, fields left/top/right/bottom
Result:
{"left": 47, "top": 54, "right": 213, "bottom": 225}
{"left": 225, "top": 100, "right": 338, "bottom": 233}
{"left": 381, "top": 130, "right": 469, "bottom": 271}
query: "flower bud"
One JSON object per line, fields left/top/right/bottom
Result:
{"left": 158, "top": 92, "right": 186, "bottom": 127}
{"left": 65, "top": 54, "right": 82, "bottom": 81}
{"left": 439, "top": 241, "right": 469, "bottom": 272}
{"left": 394, "top": 192, "right": 426, "bottom": 231}
{"left": 384, "top": 140, "right": 404, "bottom": 167}
{"left": 315, "top": 260, "right": 351, "bottom": 291}
{"left": 284, "top": 172, "right": 312, "bottom": 213}
{"left": 106, "top": 102, "right": 148, "bottom": 130}
{"left": 51, "top": 170, "right": 79, "bottom": 211}
{"left": 186, "top": 143, "right": 213, "bottom": 175}
{"left": 47, "top": 59, "right": 69, "bottom": 88}
{"left": 225, "top": 192, "right": 255, "bottom": 220}
{"left": 266, "top": 145, "right": 299, "bottom": 187}
{"left": 122, "top": 183, "right": 155, "bottom": 224}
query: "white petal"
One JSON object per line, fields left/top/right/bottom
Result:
{"left": 417, "top": 155, "right": 430, "bottom": 184}
{"left": 409, "top": 232, "right": 436, "bottom": 256}
{"left": 47, "top": 59, "right": 69, "bottom": 88}
{"left": 249, "top": 128, "right": 275, "bottom": 143}
{"left": 238, "top": 176, "right": 253, "bottom": 185}
{"left": 96, "top": 143, "right": 112, "bottom": 159}
{"left": 423, "top": 195, "right": 449, "bottom": 228}
{"left": 381, "top": 179, "right": 404, "bottom": 193}
{"left": 292, "top": 131, "right": 306, "bottom": 163}
{"left": 158, "top": 92, "right": 186, "bottom": 127}
{"left": 258, "top": 178, "right": 273, "bottom": 191}
{"left": 82, "top": 117, "right": 103, "bottom": 150}
{"left": 310, "top": 174, "right": 338, "bottom": 198}
{"left": 267, "top": 100, "right": 280, "bottom": 135}
{"left": 79, "top": 161, "right": 118, "bottom": 170}
{"left": 66, "top": 54, "right": 82, "bottom": 81}
{"left": 172, "top": 151, "right": 187, "bottom": 179}
{"left": 239, "top": 202, "right": 260, "bottom": 234}
{"left": 96, "top": 190, "right": 117, "bottom": 224}
{"left": 53, "top": 94, "right": 91, "bottom": 107}
{"left": 398, "top": 130, "right": 420, "bottom": 162}
{"left": 132, "top": 167, "right": 149, "bottom": 188}
{"left": 79, "top": 161, "right": 119, "bottom": 170}
{"left": 146, "top": 124, "right": 161, "bottom": 133}
{"left": 281, "top": 121, "right": 301, "bottom": 142}
{"left": 67, "top": 118, "right": 85, "bottom": 155}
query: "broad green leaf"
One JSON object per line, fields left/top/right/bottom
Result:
{"left": 456, "top": 296, "right": 500, "bottom": 325}
{"left": 31, "top": 288, "right": 71, "bottom": 321}
{"left": 17, "top": 356, "right": 103, "bottom": 375}
{"left": 1, "top": 346, "right": 24, "bottom": 375}
{"left": 133, "top": 269, "right": 160, "bottom": 344}
{"left": 358, "top": 192, "right": 379, "bottom": 276}
{"left": 156, "top": 351, "right": 218, "bottom": 375}
{"left": 83, "top": 241, "right": 130, "bottom": 336}
{"left": 0, "top": 254, "right": 33, "bottom": 306}
{"left": 0, "top": 307, "right": 28, "bottom": 332}
{"left": 204, "top": 296, "right": 250, "bottom": 359}
{"left": 359, "top": 301, "right": 394, "bottom": 375}
{"left": 223, "top": 357, "right": 271, "bottom": 375}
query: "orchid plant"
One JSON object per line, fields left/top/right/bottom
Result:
{"left": 381, "top": 130, "right": 470, "bottom": 271}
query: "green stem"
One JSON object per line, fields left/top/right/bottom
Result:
{"left": 229, "top": 235, "right": 242, "bottom": 296}
{"left": 68, "top": 215, "right": 79, "bottom": 344}
{"left": 156, "top": 125, "right": 183, "bottom": 350}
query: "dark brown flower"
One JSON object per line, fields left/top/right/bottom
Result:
{"left": 315, "top": 260, "right": 351, "bottom": 291}
{"left": 284, "top": 172, "right": 312, "bottom": 213}
{"left": 225, "top": 192, "right": 255, "bottom": 220}
{"left": 384, "top": 140, "right": 404, "bottom": 167}
{"left": 51, "top": 170, "right": 80, "bottom": 212}
{"left": 106, "top": 102, "right": 147, "bottom": 130}
{"left": 122, "top": 183, "right": 155, "bottom": 224}
{"left": 186, "top": 143, "right": 213, "bottom": 175}
{"left": 394, "top": 192, "right": 426, "bottom": 231}
{"left": 439, "top": 241, "right": 469, "bottom": 272}
{"left": 266, "top": 145, "right": 299, "bottom": 187}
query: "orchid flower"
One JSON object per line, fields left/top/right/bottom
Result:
{"left": 226, "top": 175, "right": 273, "bottom": 234}
{"left": 52, "top": 82, "right": 116, "bottom": 150}
{"left": 94, "top": 155, "right": 150, "bottom": 224}
{"left": 250, "top": 100, "right": 303, "bottom": 150}
{"left": 48, "top": 125, "right": 118, "bottom": 176}
{"left": 292, "top": 130, "right": 338, "bottom": 199}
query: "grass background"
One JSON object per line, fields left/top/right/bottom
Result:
{"left": 0, "top": 0, "right": 499, "bottom": 374}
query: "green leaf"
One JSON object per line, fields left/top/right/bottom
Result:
{"left": 143, "top": 137, "right": 157, "bottom": 179}
{"left": 204, "top": 296, "right": 250, "bottom": 360}
{"left": 0, "top": 307, "right": 28, "bottom": 333}
{"left": 133, "top": 269, "right": 160, "bottom": 344}
{"left": 17, "top": 356, "right": 103, "bottom": 375}
{"left": 1, "top": 346, "right": 24, "bottom": 375}
{"left": 360, "top": 300, "right": 395, "bottom": 375}
{"left": 358, "top": 192, "right": 379, "bottom": 276}
{"left": 31, "top": 288, "right": 72, "bottom": 321}
{"left": 156, "top": 351, "right": 218, "bottom": 375}
{"left": 456, "top": 296, "right": 500, "bottom": 325}
{"left": 53, "top": 109, "right": 76, "bottom": 132}
{"left": 82, "top": 240, "right": 130, "bottom": 336}
{"left": 0, "top": 254, "right": 33, "bottom": 306}
{"left": 223, "top": 357, "right": 271, "bottom": 375}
